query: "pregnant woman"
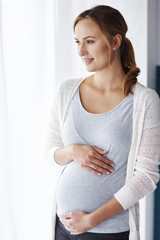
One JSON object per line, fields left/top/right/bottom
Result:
{"left": 45, "top": 5, "right": 160, "bottom": 240}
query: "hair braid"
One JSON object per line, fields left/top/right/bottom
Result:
{"left": 121, "top": 37, "right": 140, "bottom": 95}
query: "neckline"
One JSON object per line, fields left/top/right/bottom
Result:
{"left": 77, "top": 87, "right": 133, "bottom": 116}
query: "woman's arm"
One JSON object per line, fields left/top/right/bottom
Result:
{"left": 114, "top": 90, "right": 160, "bottom": 210}
{"left": 54, "top": 144, "right": 114, "bottom": 175}
{"left": 60, "top": 196, "right": 123, "bottom": 235}
{"left": 90, "top": 197, "right": 124, "bottom": 227}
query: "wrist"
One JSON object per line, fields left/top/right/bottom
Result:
{"left": 65, "top": 144, "right": 76, "bottom": 160}
{"left": 89, "top": 197, "right": 124, "bottom": 228}
{"left": 89, "top": 211, "right": 103, "bottom": 228}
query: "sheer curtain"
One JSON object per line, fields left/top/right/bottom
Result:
{"left": 0, "top": 1, "right": 14, "bottom": 239}
{"left": 0, "top": 0, "right": 56, "bottom": 239}
{"left": 0, "top": 0, "right": 151, "bottom": 240}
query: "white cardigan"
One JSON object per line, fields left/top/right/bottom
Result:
{"left": 45, "top": 78, "right": 160, "bottom": 240}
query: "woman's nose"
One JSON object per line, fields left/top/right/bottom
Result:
{"left": 78, "top": 43, "right": 87, "bottom": 56}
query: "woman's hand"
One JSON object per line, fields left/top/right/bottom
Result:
{"left": 68, "top": 145, "right": 114, "bottom": 176}
{"left": 60, "top": 197, "right": 124, "bottom": 235}
{"left": 60, "top": 211, "right": 93, "bottom": 235}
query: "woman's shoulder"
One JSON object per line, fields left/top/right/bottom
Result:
{"left": 135, "top": 82, "right": 160, "bottom": 102}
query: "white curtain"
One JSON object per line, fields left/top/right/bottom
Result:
{"left": 0, "top": 0, "right": 56, "bottom": 239}
{"left": 0, "top": 0, "right": 151, "bottom": 240}
{"left": 0, "top": 1, "right": 14, "bottom": 239}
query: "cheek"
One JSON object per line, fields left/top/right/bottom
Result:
{"left": 94, "top": 45, "right": 109, "bottom": 59}
{"left": 97, "top": 50, "right": 109, "bottom": 65}
{"left": 101, "top": 44, "right": 109, "bottom": 56}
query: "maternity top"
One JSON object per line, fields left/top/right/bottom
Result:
{"left": 56, "top": 87, "right": 134, "bottom": 233}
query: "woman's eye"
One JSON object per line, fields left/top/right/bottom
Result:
{"left": 75, "top": 40, "right": 80, "bottom": 45}
{"left": 87, "top": 40, "right": 94, "bottom": 44}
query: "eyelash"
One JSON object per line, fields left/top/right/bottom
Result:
{"left": 75, "top": 40, "right": 94, "bottom": 45}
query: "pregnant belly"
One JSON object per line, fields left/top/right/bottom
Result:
{"left": 56, "top": 161, "right": 126, "bottom": 215}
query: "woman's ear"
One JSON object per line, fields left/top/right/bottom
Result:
{"left": 112, "top": 34, "right": 122, "bottom": 51}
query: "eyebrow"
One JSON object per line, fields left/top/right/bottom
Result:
{"left": 74, "top": 36, "right": 96, "bottom": 40}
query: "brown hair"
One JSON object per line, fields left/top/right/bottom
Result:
{"left": 73, "top": 5, "right": 140, "bottom": 96}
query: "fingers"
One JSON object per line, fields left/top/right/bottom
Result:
{"left": 84, "top": 164, "right": 113, "bottom": 176}
{"left": 81, "top": 146, "right": 115, "bottom": 176}
{"left": 92, "top": 146, "right": 114, "bottom": 166}
{"left": 84, "top": 166, "right": 102, "bottom": 176}
{"left": 92, "top": 146, "right": 108, "bottom": 155}
{"left": 74, "top": 145, "right": 115, "bottom": 176}
{"left": 92, "top": 159, "right": 114, "bottom": 175}
{"left": 94, "top": 151, "right": 114, "bottom": 166}
{"left": 60, "top": 211, "right": 90, "bottom": 235}
{"left": 60, "top": 220, "right": 73, "bottom": 232}
{"left": 71, "top": 230, "right": 83, "bottom": 235}
{"left": 60, "top": 213, "right": 72, "bottom": 230}
{"left": 60, "top": 212, "right": 72, "bottom": 219}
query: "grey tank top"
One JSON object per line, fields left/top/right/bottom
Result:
{"left": 56, "top": 87, "right": 134, "bottom": 233}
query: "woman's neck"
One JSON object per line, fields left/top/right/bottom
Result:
{"left": 92, "top": 64, "right": 125, "bottom": 92}
{"left": 83, "top": 55, "right": 126, "bottom": 93}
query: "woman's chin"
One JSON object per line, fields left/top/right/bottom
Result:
{"left": 85, "top": 66, "right": 96, "bottom": 72}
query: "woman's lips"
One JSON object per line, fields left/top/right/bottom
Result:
{"left": 83, "top": 58, "right": 94, "bottom": 65}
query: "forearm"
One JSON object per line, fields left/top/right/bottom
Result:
{"left": 90, "top": 197, "right": 124, "bottom": 228}
{"left": 60, "top": 196, "right": 124, "bottom": 235}
{"left": 54, "top": 145, "right": 74, "bottom": 166}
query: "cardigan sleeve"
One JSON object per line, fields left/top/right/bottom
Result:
{"left": 44, "top": 84, "right": 65, "bottom": 167}
{"left": 114, "top": 90, "right": 160, "bottom": 210}
{"left": 44, "top": 78, "right": 82, "bottom": 167}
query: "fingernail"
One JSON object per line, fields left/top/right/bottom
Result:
{"left": 111, "top": 163, "right": 114, "bottom": 167}
{"left": 98, "top": 173, "right": 101, "bottom": 176}
{"left": 111, "top": 169, "right": 114, "bottom": 172}
{"left": 106, "top": 171, "right": 110, "bottom": 175}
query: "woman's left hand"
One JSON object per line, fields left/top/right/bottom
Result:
{"left": 60, "top": 211, "right": 93, "bottom": 235}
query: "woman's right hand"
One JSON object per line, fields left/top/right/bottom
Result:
{"left": 68, "top": 145, "right": 114, "bottom": 176}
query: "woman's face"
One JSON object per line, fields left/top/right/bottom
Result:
{"left": 74, "top": 18, "right": 111, "bottom": 72}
